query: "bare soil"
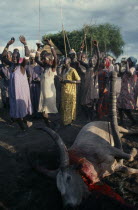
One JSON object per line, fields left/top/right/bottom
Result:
{"left": 0, "top": 108, "right": 138, "bottom": 210}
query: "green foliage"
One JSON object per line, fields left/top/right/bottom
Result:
{"left": 42, "top": 23, "right": 125, "bottom": 58}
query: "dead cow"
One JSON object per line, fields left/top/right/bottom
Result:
{"left": 29, "top": 72, "right": 138, "bottom": 207}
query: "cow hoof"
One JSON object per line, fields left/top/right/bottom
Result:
{"left": 129, "top": 148, "right": 137, "bottom": 162}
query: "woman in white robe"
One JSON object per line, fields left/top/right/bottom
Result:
{"left": 35, "top": 40, "right": 59, "bottom": 130}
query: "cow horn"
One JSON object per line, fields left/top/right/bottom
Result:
{"left": 109, "top": 71, "right": 122, "bottom": 150}
{"left": 40, "top": 127, "right": 69, "bottom": 168}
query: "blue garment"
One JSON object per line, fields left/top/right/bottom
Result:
{"left": 128, "top": 57, "right": 137, "bottom": 66}
{"left": 25, "top": 64, "right": 42, "bottom": 114}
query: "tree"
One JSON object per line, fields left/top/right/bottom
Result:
{"left": 42, "top": 23, "right": 125, "bottom": 58}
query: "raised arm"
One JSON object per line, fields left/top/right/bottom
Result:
{"left": 78, "top": 42, "right": 89, "bottom": 72}
{"left": 19, "top": 35, "right": 30, "bottom": 67}
{"left": 93, "top": 40, "right": 100, "bottom": 72}
{"left": 19, "top": 35, "right": 30, "bottom": 57}
{"left": 78, "top": 42, "right": 85, "bottom": 61}
{"left": 1, "top": 38, "right": 15, "bottom": 66}
{"left": 35, "top": 43, "right": 44, "bottom": 67}
{"left": 79, "top": 60, "right": 89, "bottom": 69}
{"left": 2, "top": 37, "right": 15, "bottom": 57}
{"left": 126, "top": 60, "right": 135, "bottom": 76}
{"left": 46, "top": 39, "right": 57, "bottom": 70}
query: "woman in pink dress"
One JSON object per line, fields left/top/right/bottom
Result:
{"left": 2, "top": 36, "right": 32, "bottom": 136}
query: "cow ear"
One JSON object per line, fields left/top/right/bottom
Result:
{"left": 56, "top": 170, "right": 66, "bottom": 195}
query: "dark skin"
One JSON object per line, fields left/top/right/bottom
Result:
{"left": 79, "top": 41, "right": 87, "bottom": 63}
{"left": 81, "top": 54, "right": 87, "bottom": 63}
{"left": 30, "top": 56, "right": 36, "bottom": 65}
{"left": 78, "top": 42, "right": 87, "bottom": 64}
{"left": 1, "top": 36, "right": 30, "bottom": 131}
{"left": 12, "top": 52, "right": 20, "bottom": 64}
{"left": 90, "top": 41, "right": 100, "bottom": 69}
{"left": 70, "top": 43, "right": 87, "bottom": 76}
{"left": 60, "top": 58, "right": 81, "bottom": 84}
{"left": 118, "top": 58, "right": 136, "bottom": 126}
{"left": 126, "top": 58, "right": 134, "bottom": 76}
{"left": 119, "top": 58, "right": 135, "bottom": 77}
{"left": 69, "top": 53, "right": 76, "bottom": 62}
{"left": 7, "top": 51, "right": 12, "bottom": 62}
{"left": 78, "top": 40, "right": 100, "bottom": 72}
{"left": 2, "top": 36, "right": 30, "bottom": 69}
{"left": 100, "top": 57, "right": 108, "bottom": 69}
{"left": 3, "top": 38, "right": 15, "bottom": 56}
{"left": 35, "top": 39, "right": 57, "bottom": 72}
{"left": 35, "top": 40, "right": 58, "bottom": 127}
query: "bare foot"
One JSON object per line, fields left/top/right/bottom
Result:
{"left": 129, "top": 148, "right": 137, "bottom": 162}
{"left": 26, "top": 121, "right": 33, "bottom": 128}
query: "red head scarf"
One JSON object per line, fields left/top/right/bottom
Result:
{"left": 104, "top": 58, "right": 111, "bottom": 69}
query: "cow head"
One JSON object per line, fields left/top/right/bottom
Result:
{"left": 56, "top": 167, "right": 89, "bottom": 207}
{"left": 35, "top": 127, "right": 89, "bottom": 207}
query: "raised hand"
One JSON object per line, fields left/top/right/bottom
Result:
{"left": 7, "top": 37, "right": 15, "bottom": 46}
{"left": 44, "top": 39, "right": 51, "bottom": 46}
{"left": 36, "top": 43, "right": 42, "bottom": 52}
{"left": 93, "top": 40, "right": 98, "bottom": 46}
{"left": 80, "top": 41, "right": 85, "bottom": 49}
{"left": 36, "top": 43, "right": 41, "bottom": 48}
{"left": 19, "top": 35, "right": 27, "bottom": 45}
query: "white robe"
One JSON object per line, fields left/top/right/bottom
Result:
{"left": 39, "top": 67, "right": 58, "bottom": 113}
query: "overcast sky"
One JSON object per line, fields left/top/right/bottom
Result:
{"left": 0, "top": 0, "right": 138, "bottom": 61}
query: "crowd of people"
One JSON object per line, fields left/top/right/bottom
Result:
{"left": 0, "top": 36, "right": 137, "bottom": 137}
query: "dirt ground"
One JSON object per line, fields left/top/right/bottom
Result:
{"left": 0, "top": 108, "right": 138, "bottom": 210}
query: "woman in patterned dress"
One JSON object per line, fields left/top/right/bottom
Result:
{"left": 60, "top": 58, "right": 81, "bottom": 126}
{"left": 117, "top": 57, "right": 137, "bottom": 126}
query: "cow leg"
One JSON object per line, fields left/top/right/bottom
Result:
{"left": 111, "top": 147, "right": 137, "bottom": 162}
{"left": 118, "top": 165, "right": 138, "bottom": 175}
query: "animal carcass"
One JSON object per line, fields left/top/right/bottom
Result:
{"left": 29, "top": 72, "right": 138, "bottom": 207}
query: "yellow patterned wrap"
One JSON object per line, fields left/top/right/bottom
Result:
{"left": 61, "top": 68, "right": 80, "bottom": 125}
